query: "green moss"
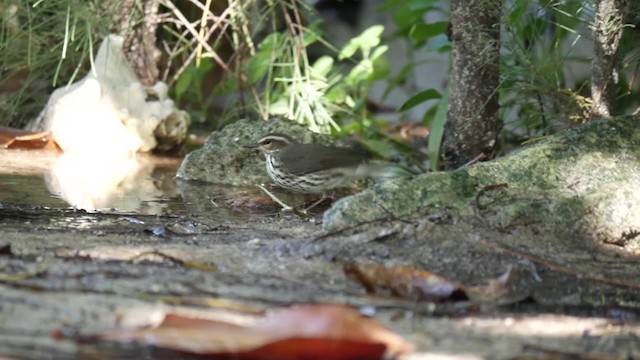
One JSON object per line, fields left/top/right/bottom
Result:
{"left": 449, "top": 170, "right": 479, "bottom": 199}
{"left": 324, "top": 116, "right": 640, "bottom": 250}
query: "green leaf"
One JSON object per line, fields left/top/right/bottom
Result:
{"left": 311, "top": 56, "right": 334, "bottom": 78}
{"left": 339, "top": 25, "right": 385, "bottom": 59}
{"left": 378, "top": 0, "right": 401, "bottom": 11}
{"left": 303, "top": 27, "right": 320, "bottom": 46}
{"left": 325, "top": 85, "right": 347, "bottom": 103}
{"left": 507, "top": 0, "right": 529, "bottom": 28}
{"left": 337, "top": 121, "right": 361, "bottom": 136}
{"left": 392, "top": 3, "right": 422, "bottom": 29}
{"left": 351, "top": 96, "right": 368, "bottom": 114}
{"left": 212, "top": 76, "right": 237, "bottom": 96}
{"left": 357, "top": 25, "right": 384, "bottom": 52}
{"left": 370, "top": 45, "right": 388, "bottom": 60}
{"left": 338, "top": 41, "right": 359, "bottom": 60}
{"left": 268, "top": 98, "right": 289, "bottom": 116}
{"left": 259, "top": 32, "right": 282, "bottom": 51}
{"left": 345, "top": 94, "right": 356, "bottom": 107}
{"left": 398, "top": 88, "right": 442, "bottom": 111}
{"left": 410, "top": 0, "right": 439, "bottom": 10}
{"left": 174, "top": 66, "right": 196, "bottom": 100}
{"left": 345, "top": 59, "right": 373, "bottom": 87}
{"left": 427, "top": 87, "right": 449, "bottom": 170}
{"left": 410, "top": 22, "right": 448, "bottom": 42}
{"left": 197, "top": 58, "right": 214, "bottom": 73}
{"left": 370, "top": 56, "right": 391, "bottom": 81}
{"left": 246, "top": 51, "right": 271, "bottom": 82}
{"left": 360, "top": 138, "right": 394, "bottom": 158}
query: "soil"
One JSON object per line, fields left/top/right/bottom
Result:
{"left": 1, "top": 150, "right": 640, "bottom": 359}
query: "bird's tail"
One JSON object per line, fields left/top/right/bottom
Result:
{"left": 356, "top": 161, "right": 418, "bottom": 182}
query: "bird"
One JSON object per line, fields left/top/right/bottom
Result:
{"left": 243, "top": 132, "right": 371, "bottom": 195}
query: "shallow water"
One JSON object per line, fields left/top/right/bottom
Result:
{"left": 1, "top": 149, "right": 178, "bottom": 213}
{"left": 0, "top": 149, "right": 287, "bottom": 221}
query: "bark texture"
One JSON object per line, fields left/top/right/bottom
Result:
{"left": 590, "top": 0, "right": 633, "bottom": 118}
{"left": 113, "top": 0, "right": 161, "bottom": 86}
{"left": 442, "top": 0, "right": 502, "bottom": 170}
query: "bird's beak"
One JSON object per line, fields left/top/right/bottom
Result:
{"left": 243, "top": 143, "right": 260, "bottom": 149}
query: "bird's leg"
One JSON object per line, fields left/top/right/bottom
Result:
{"left": 302, "top": 194, "right": 329, "bottom": 213}
{"left": 257, "top": 185, "right": 309, "bottom": 217}
{"left": 257, "top": 184, "right": 293, "bottom": 211}
{"left": 302, "top": 190, "right": 342, "bottom": 213}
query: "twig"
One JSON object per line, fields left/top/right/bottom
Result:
{"left": 165, "top": 6, "right": 233, "bottom": 87}
{"left": 162, "top": 0, "right": 231, "bottom": 73}
{"left": 460, "top": 153, "right": 487, "bottom": 168}
{"left": 128, "top": 250, "right": 219, "bottom": 272}
{"left": 477, "top": 239, "right": 640, "bottom": 291}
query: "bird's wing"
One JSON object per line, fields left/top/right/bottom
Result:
{"left": 279, "top": 144, "right": 367, "bottom": 175}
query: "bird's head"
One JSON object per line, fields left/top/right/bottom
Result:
{"left": 243, "top": 133, "right": 297, "bottom": 155}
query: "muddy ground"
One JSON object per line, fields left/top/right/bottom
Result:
{"left": 1, "top": 150, "right": 640, "bottom": 359}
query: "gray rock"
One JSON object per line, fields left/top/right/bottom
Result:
{"left": 177, "top": 118, "right": 332, "bottom": 186}
{"left": 324, "top": 116, "right": 640, "bottom": 248}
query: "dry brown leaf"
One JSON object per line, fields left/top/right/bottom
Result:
{"left": 0, "top": 127, "right": 60, "bottom": 150}
{"left": 240, "top": 338, "right": 388, "bottom": 360}
{"left": 254, "top": 304, "right": 412, "bottom": 356}
{"left": 78, "top": 304, "right": 412, "bottom": 359}
{"left": 398, "top": 124, "right": 430, "bottom": 140}
{"left": 344, "top": 263, "right": 514, "bottom": 302}
{"left": 465, "top": 265, "right": 514, "bottom": 302}
{"left": 378, "top": 123, "right": 430, "bottom": 141}
{"left": 344, "top": 263, "right": 466, "bottom": 301}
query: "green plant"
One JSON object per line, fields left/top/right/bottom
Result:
{"left": 379, "top": 0, "right": 640, "bottom": 166}
{"left": 0, "top": 0, "right": 114, "bottom": 127}
{"left": 500, "top": 0, "right": 590, "bottom": 136}
{"left": 164, "top": 1, "right": 386, "bottom": 134}
{"left": 377, "top": 0, "right": 451, "bottom": 169}
{"left": 500, "top": 0, "right": 639, "bottom": 139}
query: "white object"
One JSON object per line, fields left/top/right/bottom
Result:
{"left": 30, "top": 34, "right": 189, "bottom": 157}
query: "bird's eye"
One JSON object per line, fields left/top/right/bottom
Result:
{"left": 262, "top": 140, "right": 272, "bottom": 145}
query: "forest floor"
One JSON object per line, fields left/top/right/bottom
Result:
{"left": 1, "top": 149, "right": 640, "bottom": 359}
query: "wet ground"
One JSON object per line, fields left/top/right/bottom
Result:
{"left": 1, "top": 149, "right": 640, "bottom": 359}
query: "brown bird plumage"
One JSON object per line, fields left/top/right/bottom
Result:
{"left": 244, "top": 133, "right": 369, "bottom": 193}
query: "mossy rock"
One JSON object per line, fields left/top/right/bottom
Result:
{"left": 177, "top": 118, "right": 332, "bottom": 186}
{"left": 324, "top": 116, "right": 640, "bottom": 249}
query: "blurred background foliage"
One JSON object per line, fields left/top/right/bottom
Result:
{"left": 1, "top": 0, "right": 639, "bottom": 167}
{"left": 0, "top": 0, "right": 114, "bottom": 126}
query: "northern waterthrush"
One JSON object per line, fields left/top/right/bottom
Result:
{"left": 243, "top": 132, "right": 372, "bottom": 194}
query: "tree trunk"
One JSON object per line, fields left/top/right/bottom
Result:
{"left": 590, "top": 0, "right": 632, "bottom": 118}
{"left": 442, "top": 0, "right": 502, "bottom": 170}
{"left": 113, "top": 0, "right": 161, "bottom": 86}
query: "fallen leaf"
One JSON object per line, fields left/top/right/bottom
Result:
{"left": 378, "top": 123, "right": 430, "bottom": 141}
{"left": 254, "top": 304, "right": 411, "bottom": 356}
{"left": 398, "top": 124, "right": 430, "bottom": 140}
{"left": 78, "top": 304, "right": 412, "bottom": 359}
{"left": 344, "top": 263, "right": 466, "bottom": 301}
{"left": 465, "top": 265, "right": 514, "bottom": 301}
{"left": 344, "top": 263, "right": 514, "bottom": 302}
{"left": 0, "top": 127, "right": 60, "bottom": 150}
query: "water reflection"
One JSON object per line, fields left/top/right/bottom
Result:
{"left": 0, "top": 149, "right": 302, "bottom": 219}
{"left": 44, "top": 153, "right": 179, "bottom": 214}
